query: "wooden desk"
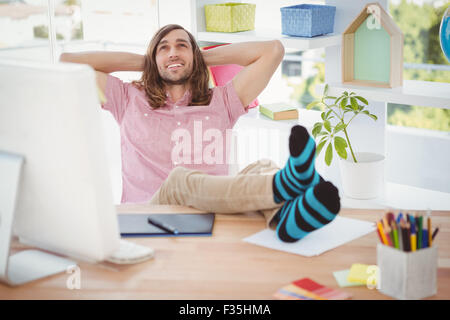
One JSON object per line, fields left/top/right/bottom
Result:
{"left": 1, "top": 205, "right": 449, "bottom": 299}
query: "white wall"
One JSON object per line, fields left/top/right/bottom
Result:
{"left": 386, "top": 126, "right": 450, "bottom": 193}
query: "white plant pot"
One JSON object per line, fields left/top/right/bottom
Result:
{"left": 339, "top": 152, "right": 385, "bottom": 199}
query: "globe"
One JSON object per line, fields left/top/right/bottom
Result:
{"left": 440, "top": 7, "right": 450, "bottom": 62}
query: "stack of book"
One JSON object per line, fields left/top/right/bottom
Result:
{"left": 259, "top": 103, "right": 299, "bottom": 120}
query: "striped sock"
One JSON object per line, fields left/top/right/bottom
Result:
{"left": 272, "top": 125, "right": 323, "bottom": 203}
{"left": 275, "top": 181, "right": 341, "bottom": 243}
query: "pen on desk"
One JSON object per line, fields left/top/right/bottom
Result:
{"left": 147, "top": 217, "right": 179, "bottom": 235}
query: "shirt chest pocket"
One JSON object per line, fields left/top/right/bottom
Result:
{"left": 128, "top": 112, "right": 161, "bottom": 144}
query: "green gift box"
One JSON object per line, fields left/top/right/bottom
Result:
{"left": 205, "top": 2, "right": 256, "bottom": 33}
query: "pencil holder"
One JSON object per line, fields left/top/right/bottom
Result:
{"left": 377, "top": 244, "right": 437, "bottom": 300}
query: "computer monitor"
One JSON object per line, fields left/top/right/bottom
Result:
{"left": 0, "top": 59, "right": 120, "bottom": 264}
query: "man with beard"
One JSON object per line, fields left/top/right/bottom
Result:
{"left": 60, "top": 24, "right": 285, "bottom": 204}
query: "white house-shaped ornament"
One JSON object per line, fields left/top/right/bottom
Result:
{"left": 342, "top": 2, "right": 404, "bottom": 88}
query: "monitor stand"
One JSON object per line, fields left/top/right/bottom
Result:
{"left": 0, "top": 151, "right": 76, "bottom": 286}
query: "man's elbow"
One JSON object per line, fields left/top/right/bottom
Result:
{"left": 59, "top": 52, "right": 72, "bottom": 63}
{"left": 271, "top": 40, "right": 285, "bottom": 62}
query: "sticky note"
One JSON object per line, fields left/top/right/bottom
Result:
{"left": 347, "top": 263, "right": 372, "bottom": 284}
{"left": 293, "top": 277, "right": 352, "bottom": 300}
{"left": 282, "top": 284, "right": 326, "bottom": 300}
{"left": 333, "top": 269, "right": 364, "bottom": 287}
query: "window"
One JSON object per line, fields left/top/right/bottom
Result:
{"left": 0, "top": 0, "right": 52, "bottom": 61}
{"left": 388, "top": 0, "right": 450, "bottom": 132}
{"left": 1, "top": 0, "right": 159, "bottom": 67}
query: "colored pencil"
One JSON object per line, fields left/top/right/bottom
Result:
{"left": 377, "top": 221, "right": 388, "bottom": 245}
{"left": 396, "top": 213, "right": 403, "bottom": 225}
{"left": 382, "top": 216, "right": 390, "bottom": 231}
{"left": 376, "top": 228, "right": 384, "bottom": 244}
{"left": 405, "top": 222, "right": 411, "bottom": 252}
{"left": 417, "top": 215, "right": 423, "bottom": 250}
{"left": 428, "top": 215, "right": 432, "bottom": 247}
{"left": 410, "top": 220, "right": 416, "bottom": 252}
{"left": 422, "top": 229, "right": 428, "bottom": 248}
{"left": 385, "top": 226, "right": 393, "bottom": 247}
{"left": 391, "top": 221, "right": 399, "bottom": 249}
{"left": 400, "top": 220, "right": 409, "bottom": 252}
{"left": 397, "top": 224, "right": 403, "bottom": 251}
{"left": 432, "top": 227, "right": 439, "bottom": 240}
{"left": 387, "top": 212, "right": 395, "bottom": 225}
{"left": 411, "top": 233, "right": 417, "bottom": 251}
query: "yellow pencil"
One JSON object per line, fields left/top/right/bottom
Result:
{"left": 377, "top": 221, "right": 388, "bottom": 245}
{"left": 411, "top": 234, "right": 417, "bottom": 251}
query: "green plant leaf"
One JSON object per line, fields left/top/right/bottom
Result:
{"left": 355, "top": 96, "right": 368, "bottom": 105}
{"left": 334, "top": 136, "right": 348, "bottom": 149}
{"left": 306, "top": 100, "right": 321, "bottom": 110}
{"left": 325, "top": 110, "right": 333, "bottom": 119}
{"left": 340, "top": 97, "right": 348, "bottom": 109}
{"left": 324, "top": 120, "right": 331, "bottom": 132}
{"left": 316, "top": 139, "right": 328, "bottom": 157}
{"left": 325, "top": 96, "right": 337, "bottom": 100}
{"left": 369, "top": 114, "right": 378, "bottom": 121}
{"left": 334, "top": 122, "right": 346, "bottom": 134}
{"left": 362, "top": 110, "right": 370, "bottom": 115}
{"left": 319, "top": 135, "right": 328, "bottom": 144}
{"left": 323, "top": 84, "right": 329, "bottom": 97}
{"left": 312, "top": 123, "right": 323, "bottom": 138}
{"left": 325, "top": 142, "right": 333, "bottom": 166}
{"left": 350, "top": 97, "right": 358, "bottom": 110}
{"left": 334, "top": 138, "right": 348, "bottom": 160}
{"left": 321, "top": 112, "right": 326, "bottom": 120}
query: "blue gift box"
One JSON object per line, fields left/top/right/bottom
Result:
{"left": 281, "top": 4, "right": 336, "bottom": 37}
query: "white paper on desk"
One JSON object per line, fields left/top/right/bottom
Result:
{"left": 243, "top": 216, "right": 376, "bottom": 257}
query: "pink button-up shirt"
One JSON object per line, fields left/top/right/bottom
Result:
{"left": 101, "top": 74, "right": 247, "bottom": 203}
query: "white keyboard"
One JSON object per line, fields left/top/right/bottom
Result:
{"left": 106, "top": 240, "right": 154, "bottom": 265}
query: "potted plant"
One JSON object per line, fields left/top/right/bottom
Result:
{"left": 306, "top": 84, "right": 384, "bottom": 199}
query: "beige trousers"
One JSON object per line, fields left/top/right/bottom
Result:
{"left": 149, "top": 159, "right": 283, "bottom": 230}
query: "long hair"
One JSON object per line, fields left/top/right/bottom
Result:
{"left": 133, "top": 24, "right": 211, "bottom": 109}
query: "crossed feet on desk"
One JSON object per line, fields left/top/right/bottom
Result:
{"left": 272, "top": 125, "right": 341, "bottom": 243}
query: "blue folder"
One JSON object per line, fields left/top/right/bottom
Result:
{"left": 118, "top": 213, "right": 215, "bottom": 237}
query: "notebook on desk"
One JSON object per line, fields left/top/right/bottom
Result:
{"left": 118, "top": 213, "right": 215, "bottom": 237}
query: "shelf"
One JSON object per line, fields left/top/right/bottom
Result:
{"left": 317, "top": 81, "right": 450, "bottom": 109}
{"left": 342, "top": 182, "right": 450, "bottom": 210}
{"left": 197, "top": 30, "right": 341, "bottom": 51}
{"left": 234, "top": 107, "right": 322, "bottom": 131}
